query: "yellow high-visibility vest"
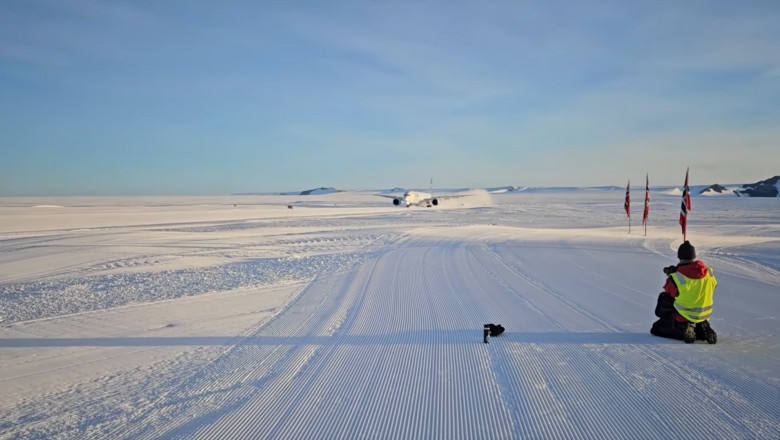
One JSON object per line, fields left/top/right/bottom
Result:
{"left": 671, "top": 267, "right": 717, "bottom": 323}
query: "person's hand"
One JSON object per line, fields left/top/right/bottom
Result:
{"left": 663, "top": 265, "right": 676, "bottom": 275}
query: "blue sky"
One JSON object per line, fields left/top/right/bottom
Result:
{"left": 1, "top": 0, "right": 779, "bottom": 196}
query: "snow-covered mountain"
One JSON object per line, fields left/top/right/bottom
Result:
{"left": 280, "top": 187, "right": 343, "bottom": 196}
{"left": 694, "top": 176, "right": 779, "bottom": 197}
{"left": 238, "top": 176, "right": 778, "bottom": 198}
{"left": 736, "top": 176, "right": 780, "bottom": 197}
{"left": 699, "top": 184, "right": 741, "bottom": 196}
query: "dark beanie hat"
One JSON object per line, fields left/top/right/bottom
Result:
{"left": 678, "top": 241, "right": 696, "bottom": 261}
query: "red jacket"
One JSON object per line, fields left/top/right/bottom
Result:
{"left": 663, "top": 260, "right": 710, "bottom": 322}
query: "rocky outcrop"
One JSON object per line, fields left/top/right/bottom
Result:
{"left": 299, "top": 187, "right": 341, "bottom": 195}
{"left": 700, "top": 184, "right": 729, "bottom": 194}
{"left": 738, "top": 176, "right": 779, "bottom": 198}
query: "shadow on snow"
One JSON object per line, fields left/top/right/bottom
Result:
{"left": 0, "top": 330, "right": 672, "bottom": 348}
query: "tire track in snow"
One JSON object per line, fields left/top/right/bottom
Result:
{"left": 217, "top": 237, "right": 518, "bottom": 439}
{"left": 421, "top": 240, "right": 514, "bottom": 439}
{"left": 346, "top": 244, "right": 447, "bottom": 439}
{"left": 436, "top": 241, "right": 528, "bottom": 440}
{"left": 215, "top": 260, "right": 380, "bottom": 440}
{"left": 167, "top": 253, "right": 384, "bottom": 440}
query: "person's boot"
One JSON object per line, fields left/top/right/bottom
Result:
{"left": 683, "top": 322, "right": 696, "bottom": 344}
{"left": 650, "top": 319, "right": 663, "bottom": 336}
{"left": 699, "top": 320, "right": 717, "bottom": 345}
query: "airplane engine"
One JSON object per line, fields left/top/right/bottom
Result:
{"left": 431, "top": 198, "right": 439, "bottom": 206}
{"left": 393, "top": 198, "right": 401, "bottom": 206}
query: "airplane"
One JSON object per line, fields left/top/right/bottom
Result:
{"left": 377, "top": 190, "right": 465, "bottom": 208}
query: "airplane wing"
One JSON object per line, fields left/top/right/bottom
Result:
{"left": 418, "top": 194, "right": 468, "bottom": 207}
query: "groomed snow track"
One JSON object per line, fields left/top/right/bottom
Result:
{"left": 92, "top": 234, "right": 780, "bottom": 440}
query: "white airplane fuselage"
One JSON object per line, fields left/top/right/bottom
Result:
{"left": 393, "top": 191, "right": 436, "bottom": 207}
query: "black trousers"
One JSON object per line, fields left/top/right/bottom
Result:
{"left": 651, "top": 316, "right": 688, "bottom": 340}
{"left": 651, "top": 292, "right": 686, "bottom": 340}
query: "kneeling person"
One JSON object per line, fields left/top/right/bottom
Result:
{"left": 651, "top": 241, "right": 718, "bottom": 344}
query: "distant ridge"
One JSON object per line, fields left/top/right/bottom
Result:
{"left": 233, "top": 187, "right": 343, "bottom": 196}
{"left": 737, "top": 176, "right": 779, "bottom": 198}
{"left": 699, "top": 184, "right": 742, "bottom": 196}
{"left": 285, "top": 187, "right": 343, "bottom": 196}
{"left": 233, "top": 177, "right": 778, "bottom": 198}
{"left": 486, "top": 186, "right": 515, "bottom": 193}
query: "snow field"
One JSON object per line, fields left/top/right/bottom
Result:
{"left": 0, "top": 191, "right": 778, "bottom": 439}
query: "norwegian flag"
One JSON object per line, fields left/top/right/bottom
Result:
{"left": 642, "top": 174, "right": 650, "bottom": 225}
{"left": 679, "top": 168, "right": 691, "bottom": 240}
{"left": 624, "top": 180, "right": 630, "bottom": 218}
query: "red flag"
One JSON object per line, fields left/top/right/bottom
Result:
{"left": 624, "top": 180, "right": 630, "bottom": 218}
{"left": 679, "top": 168, "right": 691, "bottom": 240}
{"left": 642, "top": 174, "right": 650, "bottom": 225}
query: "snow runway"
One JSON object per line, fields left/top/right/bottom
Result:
{"left": 1, "top": 192, "right": 778, "bottom": 439}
